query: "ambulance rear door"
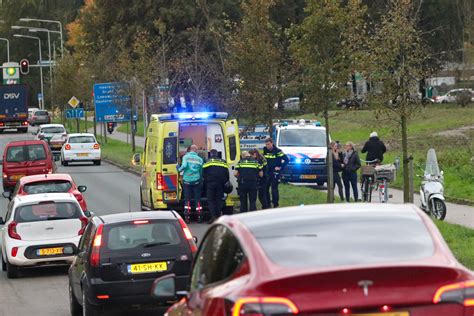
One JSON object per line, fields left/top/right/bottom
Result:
{"left": 225, "top": 119, "right": 241, "bottom": 196}
{"left": 160, "top": 121, "right": 181, "bottom": 204}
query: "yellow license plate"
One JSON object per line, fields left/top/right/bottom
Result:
{"left": 52, "top": 144, "right": 62, "bottom": 148}
{"left": 77, "top": 153, "right": 89, "bottom": 157}
{"left": 164, "top": 192, "right": 177, "bottom": 200}
{"left": 128, "top": 262, "right": 168, "bottom": 274}
{"left": 11, "top": 174, "right": 25, "bottom": 181}
{"left": 355, "top": 313, "right": 409, "bottom": 316}
{"left": 37, "top": 247, "right": 64, "bottom": 256}
{"left": 300, "top": 174, "right": 317, "bottom": 179}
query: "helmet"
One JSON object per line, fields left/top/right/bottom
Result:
{"left": 223, "top": 181, "right": 233, "bottom": 194}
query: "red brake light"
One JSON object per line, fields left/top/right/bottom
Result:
{"left": 96, "top": 295, "right": 109, "bottom": 300}
{"left": 156, "top": 172, "right": 164, "bottom": 190}
{"left": 8, "top": 222, "right": 21, "bottom": 240}
{"left": 133, "top": 220, "right": 149, "bottom": 225}
{"left": 74, "top": 194, "right": 83, "bottom": 202}
{"left": 65, "top": 144, "right": 71, "bottom": 150}
{"left": 93, "top": 143, "right": 100, "bottom": 149}
{"left": 232, "top": 297, "right": 298, "bottom": 316}
{"left": 11, "top": 247, "right": 19, "bottom": 257}
{"left": 90, "top": 224, "right": 104, "bottom": 267}
{"left": 78, "top": 216, "right": 88, "bottom": 235}
{"left": 341, "top": 307, "right": 351, "bottom": 314}
{"left": 433, "top": 280, "right": 474, "bottom": 306}
{"left": 22, "top": 121, "right": 28, "bottom": 126}
{"left": 178, "top": 216, "right": 197, "bottom": 253}
{"left": 0, "top": 122, "right": 4, "bottom": 127}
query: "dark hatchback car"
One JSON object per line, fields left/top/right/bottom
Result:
{"left": 68, "top": 211, "right": 197, "bottom": 315}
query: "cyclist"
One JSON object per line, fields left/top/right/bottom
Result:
{"left": 361, "top": 131, "right": 387, "bottom": 163}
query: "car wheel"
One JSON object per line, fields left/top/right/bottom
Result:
{"left": 94, "top": 160, "right": 101, "bottom": 166}
{"left": 69, "top": 282, "right": 81, "bottom": 316}
{"left": 82, "top": 287, "right": 101, "bottom": 316}
{"left": 63, "top": 160, "right": 69, "bottom": 167}
{"left": 1, "top": 252, "right": 6, "bottom": 271}
{"left": 6, "top": 258, "right": 19, "bottom": 279}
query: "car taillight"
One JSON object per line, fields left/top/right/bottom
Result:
{"left": 74, "top": 193, "right": 83, "bottom": 202}
{"left": 0, "top": 122, "right": 4, "bottom": 127}
{"left": 78, "top": 216, "right": 88, "bottom": 235}
{"left": 433, "top": 281, "right": 474, "bottom": 306}
{"left": 93, "top": 143, "right": 100, "bottom": 149}
{"left": 21, "top": 121, "right": 28, "bottom": 126}
{"left": 65, "top": 144, "right": 71, "bottom": 150}
{"left": 8, "top": 221, "right": 21, "bottom": 240}
{"left": 178, "top": 216, "right": 197, "bottom": 253}
{"left": 231, "top": 297, "right": 298, "bottom": 316}
{"left": 156, "top": 172, "right": 164, "bottom": 190}
{"left": 90, "top": 224, "right": 104, "bottom": 267}
{"left": 11, "top": 247, "right": 19, "bottom": 257}
{"left": 133, "top": 220, "right": 149, "bottom": 225}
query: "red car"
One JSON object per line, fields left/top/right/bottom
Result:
{"left": 151, "top": 204, "right": 474, "bottom": 316}
{"left": 1, "top": 140, "right": 57, "bottom": 192}
{"left": 4, "top": 173, "right": 89, "bottom": 214}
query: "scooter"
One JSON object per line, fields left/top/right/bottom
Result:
{"left": 419, "top": 148, "right": 447, "bottom": 221}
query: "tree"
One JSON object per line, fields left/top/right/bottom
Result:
{"left": 291, "top": 0, "right": 366, "bottom": 202}
{"left": 364, "top": 0, "right": 434, "bottom": 202}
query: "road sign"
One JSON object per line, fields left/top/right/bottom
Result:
{"left": 2, "top": 62, "right": 20, "bottom": 85}
{"left": 68, "top": 96, "right": 80, "bottom": 108}
{"left": 65, "top": 108, "right": 84, "bottom": 119}
{"left": 94, "top": 82, "right": 131, "bottom": 122}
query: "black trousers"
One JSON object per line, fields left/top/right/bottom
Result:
{"left": 342, "top": 171, "right": 358, "bottom": 202}
{"left": 333, "top": 171, "right": 344, "bottom": 201}
{"left": 206, "top": 183, "right": 224, "bottom": 219}
{"left": 239, "top": 183, "right": 258, "bottom": 213}
{"left": 264, "top": 175, "right": 280, "bottom": 207}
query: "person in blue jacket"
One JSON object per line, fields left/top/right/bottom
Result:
{"left": 178, "top": 145, "right": 204, "bottom": 222}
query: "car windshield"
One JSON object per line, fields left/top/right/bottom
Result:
{"left": 23, "top": 180, "right": 73, "bottom": 194}
{"left": 41, "top": 127, "right": 65, "bottom": 134}
{"left": 68, "top": 136, "right": 96, "bottom": 144}
{"left": 15, "top": 202, "right": 81, "bottom": 223}
{"left": 279, "top": 129, "right": 326, "bottom": 147}
{"left": 103, "top": 221, "right": 181, "bottom": 251}
{"left": 35, "top": 111, "right": 48, "bottom": 116}
{"left": 248, "top": 210, "right": 434, "bottom": 268}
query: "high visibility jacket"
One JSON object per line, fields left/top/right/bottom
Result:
{"left": 203, "top": 158, "right": 229, "bottom": 185}
{"left": 178, "top": 152, "right": 203, "bottom": 183}
{"left": 236, "top": 158, "right": 262, "bottom": 184}
{"left": 263, "top": 146, "right": 288, "bottom": 174}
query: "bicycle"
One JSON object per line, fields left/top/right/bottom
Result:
{"left": 360, "top": 159, "right": 379, "bottom": 202}
{"left": 374, "top": 164, "right": 396, "bottom": 203}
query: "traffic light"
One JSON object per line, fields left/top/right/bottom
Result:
{"left": 6, "top": 67, "right": 16, "bottom": 76}
{"left": 20, "top": 59, "right": 29, "bottom": 75}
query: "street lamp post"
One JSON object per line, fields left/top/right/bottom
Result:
{"left": 0, "top": 38, "right": 10, "bottom": 61}
{"left": 13, "top": 34, "right": 45, "bottom": 109}
{"left": 19, "top": 18, "right": 64, "bottom": 58}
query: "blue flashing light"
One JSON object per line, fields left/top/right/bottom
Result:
{"left": 158, "top": 112, "right": 228, "bottom": 122}
{"left": 295, "top": 158, "right": 302, "bottom": 164}
{"left": 195, "top": 113, "right": 210, "bottom": 119}
{"left": 315, "top": 121, "right": 322, "bottom": 126}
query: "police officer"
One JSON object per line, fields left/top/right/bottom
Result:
{"left": 234, "top": 151, "right": 263, "bottom": 212}
{"left": 250, "top": 149, "right": 269, "bottom": 209}
{"left": 263, "top": 138, "right": 288, "bottom": 208}
{"left": 202, "top": 149, "right": 229, "bottom": 224}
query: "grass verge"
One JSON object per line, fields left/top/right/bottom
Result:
{"left": 436, "top": 221, "right": 474, "bottom": 269}
{"left": 95, "top": 137, "right": 142, "bottom": 173}
{"left": 117, "top": 120, "right": 145, "bottom": 137}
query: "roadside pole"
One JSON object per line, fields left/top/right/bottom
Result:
{"left": 76, "top": 117, "right": 80, "bottom": 133}
{"left": 130, "top": 96, "right": 136, "bottom": 153}
{"left": 408, "top": 155, "right": 414, "bottom": 203}
{"left": 93, "top": 99, "right": 97, "bottom": 137}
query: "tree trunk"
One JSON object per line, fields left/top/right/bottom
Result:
{"left": 401, "top": 114, "right": 410, "bottom": 203}
{"left": 325, "top": 110, "right": 334, "bottom": 203}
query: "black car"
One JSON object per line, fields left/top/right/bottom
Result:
{"left": 68, "top": 211, "right": 197, "bottom": 315}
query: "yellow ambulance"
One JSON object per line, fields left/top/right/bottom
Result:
{"left": 133, "top": 112, "right": 241, "bottom": 213}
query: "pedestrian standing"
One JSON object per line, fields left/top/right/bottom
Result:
{"left": 331, "top": 141, "right": 344, "bottom": 201}
{"left": 235, "top": 151, "right": 263, "bottom": 212}
{"left": 263, "top": 138, "right": 288, "bottom": 208}
{"left": 342, "top": 142, "right": 361, "bottom": 202}
{"left": 203, "top": 149, "right": 229, "bottom": 224}
{"left": 250, "top": 149, "right": 269, "bottom": 209}
{"left": 178, "top": 144, "right": 204, "bottom": 222}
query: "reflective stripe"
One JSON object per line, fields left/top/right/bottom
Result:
{"left": 237, "top": 163, "right": 259, "bottom": 169}
{"left": 203, "top": 162, "right": 228, "bottom": 168}
{"left": 264, "top": 154, "right": 277, "bottom": 159}
{"left": 277, "top": 152, "right": 285, "bottom": 157}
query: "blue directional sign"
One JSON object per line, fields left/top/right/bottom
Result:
{"left": 65, "top": 108, "right": 84, "bottom": 119}
{"left": 93, "top": 82, "right": 131, "bottom": 122}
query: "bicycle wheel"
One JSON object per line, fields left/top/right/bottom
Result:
{"left": 367, "top": 177, "right": 373, "bottom": 202}
{"left": 378, "top": 179, "right": 388, "bottom": 203}
{"left": 361, "top": 177, "right": 368, "bottom": 202}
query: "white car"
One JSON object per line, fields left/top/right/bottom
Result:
{"left": 0, "top": 193, "right": 88, "bottom": 278}
{"left": 434, "top": 88, "right": 474, "bottom": 103}
{"left": 61, "top": 133, "right": 101, "bottom": 166}
{"left": 274, "top": 97, "right": 301, "bottom": 111}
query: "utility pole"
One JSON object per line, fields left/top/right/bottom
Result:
{"left": 130, "top": 96, "right": 136, "bottom": 153}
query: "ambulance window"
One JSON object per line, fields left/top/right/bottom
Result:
{"left": 163, "top": 137, "right": 178, "bottom": 164}
{"left": 229, "top": 136, "right": 237, "bottom": 161}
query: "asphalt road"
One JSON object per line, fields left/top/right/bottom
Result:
{"left": 0, "top": 128, "right": 209, "bottom": 316}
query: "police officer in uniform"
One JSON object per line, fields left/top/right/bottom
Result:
{"left": 250, "top": 149, "right": 269, "bottom": 209}
{"left": 263, "top": 138, "right": 288, "bottom": 208}
{"left": 235, "top": 151, "right": 263, "bottom": 212}
{"left": 203, "top": 149, "right": 229, "bottom": 224}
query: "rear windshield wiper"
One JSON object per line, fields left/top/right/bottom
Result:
{"left": 47, "top": 216, "right": 71, "bottom": 220}
{"left": 143, "top": 242, "right": 171, "bottom": 248}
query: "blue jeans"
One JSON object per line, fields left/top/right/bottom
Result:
{"left": 342, "top": 171, "right": 358, "bottom": 202}
{"left": 184, "top": 182, "right": 202, "bottom": 212}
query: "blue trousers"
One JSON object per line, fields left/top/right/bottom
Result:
{"left": 342, "top": 171, "right": 358, "bottom": 202}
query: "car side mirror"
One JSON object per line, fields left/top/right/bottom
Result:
{"left": 132, "top": 153, "right": 141, "bottom": 166}
{"left": 151, "top": 274, "right": 178, "bottom": 301}
{"left": 38, "top": 134, "right": 45, "bottom": 139}
{"left": 32, "top": 131, "right": 37, "bottom": 135}
{"left": 83, "top": 210, "right": 94, "bottom": 218}
{"left": 0, "top": 217, "right": 4, "bottom": 225}
{"left": 2, "top": 191, "right": 11, "bottom": 200}
{"left": 193, "top": 236, "right": 198, "bottom": 244}
{"left": 78, "top": 185, "right": 87, "bottom": 193}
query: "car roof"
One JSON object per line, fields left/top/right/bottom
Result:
{"left": 14, "top": 192, "right": 77, "bottom": 206}
{"left": 280, "top": 125, "right": 326, "bottom": 130}
{"left": 39, "top": 124, "right": 65, "bottom": 128}
{"left": 97, "top": 211, "right": 178, "bottom": 225}
{"left": 18, "top": 173, "right": 73, "bottom": 185}
{"left": 68, "top": 133, "right": 95, "bottom": 137}
{"left": 5, "top": 140, "right": 47, "bottom": 147}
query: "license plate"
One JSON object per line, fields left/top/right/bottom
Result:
{"left": 37, "top": 247, "right": 64, "bottom": 256}
{"left": 164, "top": 192, "right": 177, "bottom": 200}
{"left": 355, "top": 313, "right": 409, "bottom": 316}
{"left": 127, "top": 262, "right": 168, "bottom": 274}
{"left": 300, "top": 174, "right": 317, "bottom": 179}
{"left": 77, "top": 153, "right": 89, "bottom": 157}
{"left": 11, "top": 174, "right": 24, "bottom": 181}
{"left": 51, "top": 144, "right": 62, "bottom": 148}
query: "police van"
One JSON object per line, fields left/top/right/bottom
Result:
{"left": 133, "top": 112, "right": 240, "bottom": 212}
{"left": 274, "top": 119, "right": 328, "bottom": 185}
